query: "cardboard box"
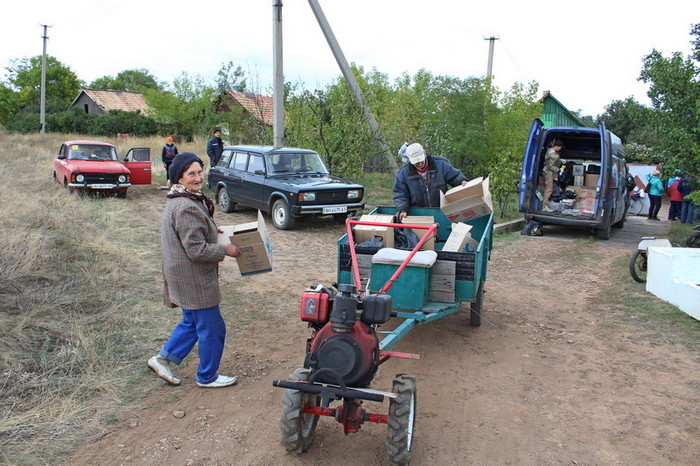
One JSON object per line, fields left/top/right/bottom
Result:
{"left": 577, "top": 187, "right": 597, "bottom": 213}
{"left": 403, "top": 215, "right": 435, "bottom": 250}
{"left": 440, "top": 176, "right": 493, "bottom": 223}
{"left": 566, "top": 185, "right": 582, "bottom": 196}
{"left": 354, "top": 214, "right": 394, "bottom": 247}
{"left": 220, "top": 210, "right": 272, "bottom": 276}
{"left": 572, "top": 164, "right": 584, "bottom": 176}
{"left": 585, "top": 173, "right": 600, "bottom": 187}
{"left": 442, "top": 222, "right": 478, "bottom": 252}
{"left": 573, "top": 175, "right": 584, "bottom": 186}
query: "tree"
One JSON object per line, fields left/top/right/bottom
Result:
{"left": 215, "top": 61, "right": 247, "bottom": 94}
{"left": 89, "top": 69, "right": 164, "bottom": 92}
{"left": 639, "top": 23, "right": 700, "bottom": 189}
{"left": 144, "top": 72, "right": 216, "bottom": 141}
{"left": 5, "top": 55, "right": 82, "bottom": 108}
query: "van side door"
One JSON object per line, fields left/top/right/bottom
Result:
{"left": 519, "top": 119, "right": 544, "bottom": 213}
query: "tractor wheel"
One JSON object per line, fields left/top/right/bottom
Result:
{"left": 279, "top": 367, "right": 320, "bottom": 453}
{"left": 629, "top": 250, "right": 648, "bottom": 283}
{"left": 386, "top": 373, "right": 417, "bottom": 466}
{"left": 470, "top": 282, "right": 484, "bottom": 327}
{"left": 596, "top": 220, "right": 612, "bottom": 240}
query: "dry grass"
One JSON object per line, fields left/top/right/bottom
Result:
{"left": 0, "top": 131, "right": 180, "bottom": 463}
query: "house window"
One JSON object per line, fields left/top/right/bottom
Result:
{"left": 83, "top": 104, "right": 89, "bottom": 114}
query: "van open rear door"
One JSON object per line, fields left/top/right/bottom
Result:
{"left": 518, "top": 119, "right": 544, "bottom": 212}
{"left": 122, "top": 148, "right": 151, "bottom": 185}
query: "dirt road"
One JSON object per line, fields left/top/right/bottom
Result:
{"left": 70, "top": 186, "right": 699, "bottom": 465}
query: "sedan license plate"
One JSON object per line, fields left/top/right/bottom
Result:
{"left": 323, "top": 206, "right": 347, "bottom": 214}
{"left": 91, "top": 184, "right": 115, "bottom": 189}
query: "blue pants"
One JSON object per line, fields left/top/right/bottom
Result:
{"left": 160, "top": 305, "right": 226, "bottom": 384}
{"left": 681, "top": 201, "right": 696, "bottom": 224}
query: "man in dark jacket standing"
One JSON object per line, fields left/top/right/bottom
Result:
{"left": 393, "top": 143, "right": 468, "bottom": 222}
{"left": 206, "top": 129, "right": 223, "bottom": 167}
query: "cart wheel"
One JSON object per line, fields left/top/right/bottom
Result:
{"left": 687, "top": 232, "right": 700, "bottom": 248}
{"left": 629, "top": 250, "right": 648, "bottom": 283}
{"left": 279, "top": 367, "right": 320, "bottom": 453}
{"left": 470, "top": 282, "right": 484, "bottom": 327}
{"left": 386, "top": 374, "right": 417, "bottom": 466}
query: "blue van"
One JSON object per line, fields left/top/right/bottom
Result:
{"left": 518, "top": 119, "right": 630, "bottom": 239}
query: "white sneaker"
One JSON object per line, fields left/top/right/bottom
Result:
{"left": 542, "top": 206, "right": 554, "bottom": 213}
{"left": 148, "top": 356, "right": 181, "bottom": 385}
{"left": 196, "top": 374, "right": 238, "bottom": 388}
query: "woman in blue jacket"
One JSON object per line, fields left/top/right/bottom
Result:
{"left": 646, "top": 170, "right": 665, "bottom": 221}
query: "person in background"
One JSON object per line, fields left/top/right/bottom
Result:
{"left": 161, "top": 137, "right": 179, "bottom": 187}
{"left": 666, "top": 169, "right": 683, "bottom": 221}
{"left": 206, "top": 129, "right": 224, "bottom": 168}
{"left": 541, "top": 140, "right": 564, "bottom": 212}
{"left": 398, "top": 141, "right": 410, "bottom": 164}
{"left": 646, "top": 170, "right": 665, "bottom": 221}
{"left": 147, "top": 152, "right": 241, "bottom": 388}
{"left": 393, "top": 143, "right": 468, "bottom": 222}
{"left": 679, "top": 176, "right": 696, "bottom": 224}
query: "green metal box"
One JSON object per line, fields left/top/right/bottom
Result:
{"left": 370, "top": 263, "right": 432, "bottom": 310}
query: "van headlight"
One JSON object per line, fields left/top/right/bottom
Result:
{"left": 348, "top": 189, "right": 360, "bottom": 199}
{"left": 75, "top": 174, "right": 85, "bottom": 183}
{"left": 118, "top": 175, "right": 127, "bottom": 183}
{"left": 299, "top": 192, "right": 316, "bottom": 202}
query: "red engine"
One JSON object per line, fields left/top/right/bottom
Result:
{"left": 300, "top": 283, "right": 392, "bottom": 388}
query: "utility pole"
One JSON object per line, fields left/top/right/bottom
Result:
{"left": 40, "top": 24, "right": 51, "bottom": 137}
{"left": 272, "top": 1, "right": 285, "bottom": 148}
{"left": 484, "top": 36, "right": 499, "bottom": 80}
{"left": 307, "top": 0, "right": 398, "bottom": 174}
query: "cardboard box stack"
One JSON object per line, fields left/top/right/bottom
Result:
{"left": 578, "top": 187, "right": 596, "bottom": 213}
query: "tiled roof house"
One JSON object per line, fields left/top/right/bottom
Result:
{"left": 70, "top": 89, "right": 151, "bottom": 115}
{"left": 222, "top": 91, "right": 275, "bottom": 126}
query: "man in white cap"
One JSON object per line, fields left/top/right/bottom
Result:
{"left": 393, "top": 143, "right": 469, "bottom": 221}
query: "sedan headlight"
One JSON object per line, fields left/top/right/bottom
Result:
{"left": 118, "top": 175, "right": 127, "bottom": 183}
{"left": 347, "top": 189, "right": 361, "bottom": 199}
{"left": 299, "top": 192, "right": 316, "bottom": 202}
{"left": 75, "top": 174, "right": 85, "bottom": 183}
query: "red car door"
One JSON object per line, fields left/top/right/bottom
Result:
{"left": 122, "top": 148, "right": 151, "bottom": 185}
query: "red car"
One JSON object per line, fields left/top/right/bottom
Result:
{"left": 52, "top": 140, "right": 151, "bottom": 198}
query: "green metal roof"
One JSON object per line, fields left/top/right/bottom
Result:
{"left": 540, "top": 91, "right": 588, "bottom": 127}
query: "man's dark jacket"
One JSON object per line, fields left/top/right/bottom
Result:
{"left": 206, "top": 136, "right": 223, "bottom": 166}
{"left": 393, "top": 154, "right": 468, "bottom": 215}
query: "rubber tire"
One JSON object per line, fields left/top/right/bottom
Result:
{"left": 687, "top": 232, "right": 700, "bottom": 248}
{"left": 596, "top": 221, "right": 611, "bottom": 240}
{"left": 629, "top": 250, "right": 648, "bottom": 283}
{"left": 386, "top": 374, "right": 417, "bottom": 466}
{"left": 470, "top": 282, "right": 484, "bottom": 327}
{"left": 272, "top": 199, "right": 295, "bottom": 230}
{"left": 279, "top": 367, "right": 320, "bottom": 453}
{"left": 64, "top": 178, "right": 75, "bottom": 194}
{"left": 217, "top": 188, "right": 236, "bottom": 213}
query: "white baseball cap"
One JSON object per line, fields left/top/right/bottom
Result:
{"left": 406, "top": 143, "right": 426, "bottom": 164}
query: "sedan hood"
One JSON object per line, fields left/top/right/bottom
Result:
{"left": 271, "top": 174, "right": 362, "bottom": 190}
{"left": 66, "top": 160, "right": 130, "bottom": 174}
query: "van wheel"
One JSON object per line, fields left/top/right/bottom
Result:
{"left": 596, "top": 221, "right": 611, "bottom": 240}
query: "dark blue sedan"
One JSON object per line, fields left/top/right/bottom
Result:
{"left": 207, "top": 145, "right": 364, "bottom": 229}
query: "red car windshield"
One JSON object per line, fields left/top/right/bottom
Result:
{"left": 67, "top": 144, "right": 118, "bottom": 161}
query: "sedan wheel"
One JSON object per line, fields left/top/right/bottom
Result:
{"left": 272, "top": 199, "right": 295, "bottom": 230}
{"left": 217, "top": 188, "right": 236, "bottom": 213}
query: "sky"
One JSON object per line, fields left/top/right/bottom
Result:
{"left": 1, "top": 0, "right": 698, "bottom": 117}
